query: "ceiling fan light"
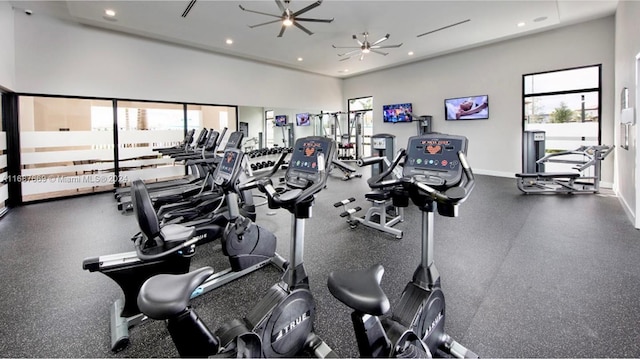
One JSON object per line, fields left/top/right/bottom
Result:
{"left": 283, "top": 18, "right": 293, "bottom": 26}
{"left": 362, "top": 48, "right": 371, "bottom": 54}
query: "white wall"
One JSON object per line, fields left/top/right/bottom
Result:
{"left": 343, "top": 17, "right": 615, "bottom": 180}
{"left": 12, "top": 10, "right": 343, "bottom": 110}
{"left": 614, "top": 0, "right": 640, "bottom": 228}
{"left": 0, "top": 1, "right": 15, "bottom": 90}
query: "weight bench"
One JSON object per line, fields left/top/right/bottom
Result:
{"left": 334, "top": 190, "right": 404, "bottom": 239}
{"left": 516, "top": 172, "right": 584, "bottom": 194}
{"left": 517, "top": 144, "right": 613, "bottom": 194}
{"left": 332, "top": 159, "right": 363, "bottom": 181}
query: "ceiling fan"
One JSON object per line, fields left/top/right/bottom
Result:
{"left": 332, "top": 32, "right": 403, "bottom": 61}
{"left": 239, "top": 0, "right": 334, "bottom": 37}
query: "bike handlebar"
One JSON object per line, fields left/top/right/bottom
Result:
{"left": 368, "top": 149, "right": 475, "bottom": 206}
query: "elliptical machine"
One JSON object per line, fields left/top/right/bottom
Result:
{"left": 327, "top": 133, "right": 478, "bottom": 358}
{"left": 136, "top": 136, "right": 337, "bottom": 358}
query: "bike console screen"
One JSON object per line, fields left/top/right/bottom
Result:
{"left": 286, "top": 137, "right": 334, "bottom": 188}
{"left": 404, "top": 134, "right": 468, "bottom": 187}
{"left": 214, "top": 149, "right": 242, "bottom": 186}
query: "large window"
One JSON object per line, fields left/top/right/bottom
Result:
{"left": 348, "top": 96, "right": 373, "bottom": 158}
{"left": 0, "top": 94, "right": 7, "bottom": 214}
{"left": 116, "top": 101, "right": 186, "bottom": 186}
{"left": 15, "top": 96, "right": 237, "bottom": 202}
{"left": 19, "top": 97, "right": 115, "bottom": 202}
{"left": 523, "top": 65, "right": 601, "bottom": 171}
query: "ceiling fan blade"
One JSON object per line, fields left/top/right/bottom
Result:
{"left": 371, "top": 34, "right": 390, "bottom": 46}
{"left": 239, "top": 5, "right": 282, "bottom": 19}
{"left": 352, "top": 35, "right": 363, "bottom": 47}
{"left": 370, "top": 49, "right": 389, "bottom": 56}
{"left": 292, "top": 0, "right": 322, "bottom": 16}
{"left": 275, "top": 0, "right": 286, "bottom": 13}
{"left": 372, "top": 43, "right": 403, "bottom": 49}
{"left": 338, "top": 49, "right": 361, "bottom": 57}
{"left": 249, "top": 19, "right": 283, "bottom": 28}
{"left": 339, "top": 56, "right": 351, "bottom": 62}
{"left": 295, "top": 17, "right": 334, "bottom": 23}
{"left": 359, "top": 53, "right": 365, "bottom": 61}
{"left": 277, "top": 24, "right": 287, "bottom": 37}
{"left": 332, "top": 45, "right": 361, "bottom": 49}
{"left": 294, "top": 21, "right": 314, "bottom": 35}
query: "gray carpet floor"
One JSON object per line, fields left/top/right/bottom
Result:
{"left": 0, "top": 173, "right": 639, "bottom": 358}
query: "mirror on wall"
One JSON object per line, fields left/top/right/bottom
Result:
{"left": 238, "top": 106, "right": 332, "bottom": 150}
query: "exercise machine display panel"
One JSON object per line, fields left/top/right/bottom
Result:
{"left": 286, "top": 137, "right": 334, "bottom": 187}
{"left": 225, "top": 131, "right": 245, "bottom": 150}
{"left": 404, "top": 134, "right": 468, "bottom": 186}
{"left": 214, "top": 149, "right": 242, "bottom": 186}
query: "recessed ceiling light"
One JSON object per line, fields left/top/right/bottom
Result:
{"left": 408, "top": 51, "right": 414, "bottom": 56}
{"left": 297, "top": 57, "right": 303, "bottom": 61}
{"left": 533, "top": 16, "right": 548, "bottom": 23}
{"left": 517, "top": 22, "right": 526, "bottom": 27}
{"left": 225, "top": 39, "right": 233, "bottom": 45}
{"left": 104, "top": 9, "right": 116, "bottom": 17}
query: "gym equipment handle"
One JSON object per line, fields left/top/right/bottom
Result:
{"left": 357, "top": 156, "right": 384, "bottom": 167}
{"left": 368, "top": 149, "right": 406, "bottom": 190}
{"left": 133, "top": 233, "right": 200, "bottom": 261}
{"left": 237, "top": 151, "right": 288, "bottom": 192}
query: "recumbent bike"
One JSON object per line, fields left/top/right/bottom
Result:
{"left": 328, "top": 133, "right": 478, "bottom": 358}
{"left": 82, "top": 145, "right": 287, "bottom": 352}
{"left": 136, "top": 136, "right": 337, "bottom": 358}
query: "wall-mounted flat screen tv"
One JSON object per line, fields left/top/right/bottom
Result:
{"left": 445, "top": 95, "right": 489, "bottom": 120}
{"left": 383, "top": 103, "right": 412, "bottom": 123}
{"left": 296, "top": 113, "right": 310, "bottom": 126}
{"left": 275, "top": 115, "right": 287, "bottom": 126}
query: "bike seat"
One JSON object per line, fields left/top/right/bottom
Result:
{"left": 327, "top": 264, "right": 390, "bottom": 316}
{"left": 160, "top": 223, "right": 196, "bottom": 243}
{"left": 137, "top": 266, "right": 214, "bottom": 320}
{"left": 365, "top": 190, "right": 391, "bottom": 202}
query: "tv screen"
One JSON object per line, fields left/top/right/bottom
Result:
{"left": 383, "top": 103, "right": 412, "bottom": 123}
{"left": 275, "top": 115, "right": 287, "bottom": 126}
{"left": 445, "top": 95, "right": 489, "bottom": 120}
{"left": 296, "top": 113, "right": 310, "bottom": 126}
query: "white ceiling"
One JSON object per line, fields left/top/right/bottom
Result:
{"left": 11, "top": 0, "right": 618, "bottom": 78}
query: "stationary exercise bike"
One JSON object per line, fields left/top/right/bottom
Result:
{"left": 82, "top": 146, "right": 286, "bottom": 352}
{"left": 136, "top": 136, "right": 337, "bottom": 358}
{"left": 328, "top": 133, "right": 478, "bottom": 358}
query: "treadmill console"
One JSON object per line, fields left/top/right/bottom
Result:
{"left": 214, "top": 148, "right": 243, "bottom": 187}
{"left": 403, "top": 134, "right": 468, "bottom": 187}
{"left": 286, "top": 136, "right": 335, "bottom": 189}
{"left": 195, "top": 128, "right": 208, "bottom": 146}
{"left": 204, "top": 131, "right": 219, "bottom": 151}
{"left": 225, "top": 131, "right": 245, "bottom": 150}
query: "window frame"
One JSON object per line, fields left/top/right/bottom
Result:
{"left": 522, "top": 64, "right": 603, "bottom": 144}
